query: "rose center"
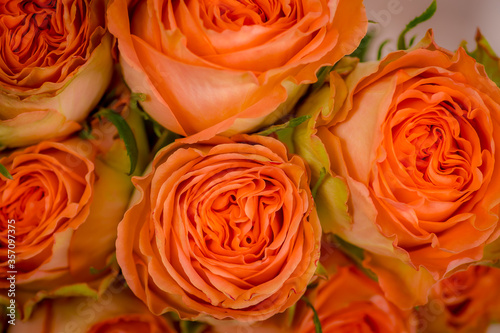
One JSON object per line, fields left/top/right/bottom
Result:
{"left": 183, "top": 167, "right": 284, "bottom": 262}
{"left": 200, "top": 0, "right": 290, "bottom": 29}
{"left": 0, "top": 177, "right": 49, "bottom": 242}
{"left": 409, "top": 124, "right": 443, "bottom": 173}
{"left": 391, "top": 99, "right": 478, "bottom": 189}
{"left": 0, "top": 0, "right": 74, "bottom": 80}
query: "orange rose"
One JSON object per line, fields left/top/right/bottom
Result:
{"left": 7, "top": 287, "right": 176, "bottom": 333}
{"left": 117, "top": 135, "right": 321, "bottom": 321}
{"left": 0, "top": 0, "right": 113, "bottom": 148}
{"left": 0, "top": 107, "right": 148, "bottom": 318}
{"left": 293, "top": 265, "right": 414, "bottom": 333}
{"left": 414, "top": 265, "right": 500, "bottom": 333}
{"left": 294, "top": 32, "right": 500, "bottom": 309}
{"left": 107, "top": 0, "right": 367, "bottom": 141}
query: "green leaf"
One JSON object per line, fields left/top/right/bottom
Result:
{"left": 96, "top": 109, "right": 139, "bottom": 175}
{"left": 408, "top": 35, "right": 417, "bottom": 47}
{"left": 311, "top": 66, "right": 333, "bottom": 92}
{"left": 257, "top": 115, "right": 311, "bottom": 136}
{"left": 349, "top": 29, "right": 375, "bottom": 62}
{"left": 301, "top": 296, "right": 323, "bottom": 333}
{"left": 397, "top": 0, "right": 437, "bottom": 50}
{"left": 311, "top": 167, "right": 327, "bottom": 200}
{"left": 377, "top": 39, "right": 391, "bottom": 60}
{"left": 0, "top": 162, "right": 12, "bottom": 180}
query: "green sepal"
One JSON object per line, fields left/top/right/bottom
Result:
{"left": 89, "top": 253, "right": 117, "bottom": 275}
{"left": 314, "top": 261, "right": 329, "bottom": 281}
{"left": 23, "top": 283, "right": 101, "bottom": 320}
{"left": 151, "top": 129, "right": 180, "bottom": 158}
{"left": 130, "top": 92, "right": 147, "bottom": 109}
{"left": 349, "top": 29, "right": 375, "bottom": 62}
{"left": 301, "top": 296, "right": 323, "bottom": 333}
{"left": 466, "top": 31, "right": 500, "bottom": 87}
{"left": 96, "top": 108, "right": 139, "bottom": 175}
{"left": 311, "top": 167, "right": 327, "bottom": 200}
{"left": 397, "top": 0, "right": 437, "bottom": 50}
{"left": 101, "top": 88, "right": 118, "bottom": 107}
{"left": 257, "top": 115, "right": 311, "bottom": 137}
{"left": 132, "top": 93, "right": 167, "bottom": 139}
{"left": 0, "top": 162, "right": 12, "bottom": 180}
{"left": 333, "top": 235, "right": 378, "bottom": 281}
{"left": 312, "top": 66, "right": 333, "bottom": 92}
{"left": 257, "top": 115, "right": 311, "bottom": 153}
{"left": 180, "top": 320, "right": 208, "bottom": 333}
{"left": 78, "top": 121, "right": 95, "bottom": 140}
{"left": 287, "top": 303, "right": 297, "bottom": 328}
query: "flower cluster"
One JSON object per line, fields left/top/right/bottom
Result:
{"left": 2, "top": 0, "right": 500, "bottom": 332}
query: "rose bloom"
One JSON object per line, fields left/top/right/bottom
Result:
{"left": 415, "top": 265, "right": 500, "bottom": 333}
{"left": 107, "top": 0, "right": 367, "bottom": 141}
{"left": 117, "top": 134, "right": 321, "bottom": 321}
{"left": 0, "top": 0, "right": 113, "bottom": 148}
{"left": 294, "top": 32, "right": 500, "bottom": 309}
{"left": 7, "top": 288, "right": 176, "bottom": 333}
{"left": 0, "top": 109, "right": 148, "bottom": 318}
{"left": 293, "top": 266, "right": 414, "bottom": 333}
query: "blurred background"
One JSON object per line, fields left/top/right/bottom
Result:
{"left": 365, "top": 1, "right": 500, "bottom": 332}
{"left": 364, "top": 0, "right": 500, "bottom": 60}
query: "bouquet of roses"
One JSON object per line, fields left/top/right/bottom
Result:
{"left": 1, "top": 0, "right": 500, "bottom": 332}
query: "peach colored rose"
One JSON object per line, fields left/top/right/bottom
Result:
{"left": 414, "top": 265, "right": 500, "bottom": 333}
{"left": 0, "top": 106, "right": 148, "bottom": 318}
{"left": 7, "top": 287, "right": 176, "bottom": 333}
{"left": 0, "top": 0, "right": 113, "bottom": 148}
{"left": 294, "top": 32, "right": 500, "bottom": 309}
{"left": 117, "top": 134, "right": 321, "bottom": 321}
{"left": 293, "top": 265, "right": 414, "bottom": 333}
{"left": 107, "top": 0, "right": 367, "bottom": 141}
